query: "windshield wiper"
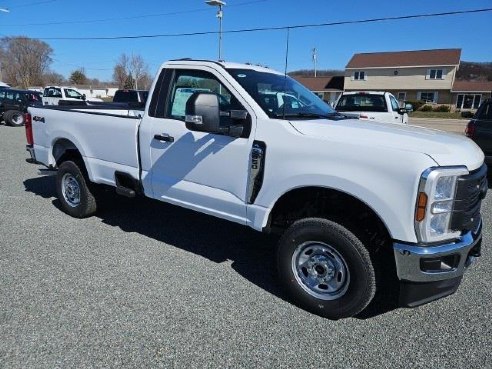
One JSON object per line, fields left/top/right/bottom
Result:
{"left": 274, "top": 112, "right": 346, "bottom": 120}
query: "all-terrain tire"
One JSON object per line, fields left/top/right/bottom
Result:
{"left": 4, "top": 110, "right": 25, "bottom": 127}
{"left": 56, "top": 160, "right": 97, "bottom": 218}
{"left": 277, "top": 218, "right": 376, "bottom": 319}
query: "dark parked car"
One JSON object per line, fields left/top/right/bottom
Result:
{"left": 112, "top": 89, "right": 149, "bottom": 109}
{"left": 0, "top": 89, "right": 43, "bottom": 126}
{"left": 466, "top": 98, "right": 492, "bottom": 165}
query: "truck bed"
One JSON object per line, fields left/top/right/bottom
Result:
{"left": 29, "top": 105, "right": 142, "bottom": 187}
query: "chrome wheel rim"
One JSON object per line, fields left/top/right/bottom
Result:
{"left": 291, "top": 241, "right": 350, "bottom": 300}
{"left": 61, "top": 173, "right": 81, "bottom": 207}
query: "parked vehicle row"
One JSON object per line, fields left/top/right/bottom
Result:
{"left": 334, "top": 91, "right": 411, "bottom": 124}
{"left": 0, "top": 88, "right": 43, "bottom": 126}
{"left": 25, "top": 59, "right": 486, "bottom": 319}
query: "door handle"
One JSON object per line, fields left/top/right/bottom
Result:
{"left": 154, "top": 133, "right": 174, "bottom": 142}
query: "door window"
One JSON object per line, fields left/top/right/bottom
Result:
{"left": 64, "top": 88, "right": 84, "bottom": 99}
{"left": 167, "top": 69, "right": 245, "bottom": 127}
{"left": 389, "top": 95, "right": 400, "bottom": 111}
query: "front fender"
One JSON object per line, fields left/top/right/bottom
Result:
{"left": 254, "top": 167, "right": 428, "bottom": 243}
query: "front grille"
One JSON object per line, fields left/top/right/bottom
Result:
{"left": 451, "top": 164, "right": 488, "bottom": 233}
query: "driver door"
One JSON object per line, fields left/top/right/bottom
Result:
{"left": 143, "top": 67, "right": 255, "bottom": 225}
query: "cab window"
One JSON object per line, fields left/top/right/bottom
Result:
{"left": 167, "top": 70, "right": 244, "bottom": 126}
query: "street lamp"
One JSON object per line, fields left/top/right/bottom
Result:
{"left": 205, "top": 0, "right": 226, "bottom": 60}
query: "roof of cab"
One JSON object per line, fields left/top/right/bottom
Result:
{"left": 342, "top": 91, "right": 387, "bottom": 95}
{"left": 164, "top": 59, "right": 284, "bottom": 75}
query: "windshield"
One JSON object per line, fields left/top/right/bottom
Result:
{"left": 227, "top": 68, "right": 336, "bottom": 119}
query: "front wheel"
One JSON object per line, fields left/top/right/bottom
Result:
{"left": 56, "top": 160, "right": 97, "bottom": 218}
{"left": 277, "top": 218, "right": 376, "bottom": 319}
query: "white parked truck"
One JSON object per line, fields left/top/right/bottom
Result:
{"left": 25, "top": 60, "right": 486, "bottom": 319}
{"left": 42, "top": 86, "right": 103, "bottom": 106}
{"left": 335, "top": 91, "right": 411, "bottom": 124}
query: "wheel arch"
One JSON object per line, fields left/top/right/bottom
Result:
{"left": 51, "top": 137, "right": 94, "bottom": 181}
{"left": 264, "top": 185, "right": 394, "bottom": 246}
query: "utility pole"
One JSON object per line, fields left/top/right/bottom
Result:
{"left": 312, "top": 48, "right": 318, "bottom": 77}
{"left": 0, "top": 7, "right": 8, "bottom": 82}
{"left": 206, "top": 0, "right": 226, "bottom": 61}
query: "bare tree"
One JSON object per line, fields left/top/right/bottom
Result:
{"left": 138, "top": 72, "right": 153, "bottom": 90}
{"left": 0, "top": 47, "right": 6, "bottom": 82}
{"left": 113, "top": 53, "right": 150, "bottom": 90}
{"left": 43, "top": 71, "right": 65, "bottom": 85}
{"left": 129, "top": 54, "right": 148, "bottom": 90}
{"left": 0, "top": 36, "right": 53, "bottom": 88}
{"left": 113, "top": 64, "right": 127, "bottom": 89}
{"left": 113, "top": 54, "right": 129, "bottom": 88}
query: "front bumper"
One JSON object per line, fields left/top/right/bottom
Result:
{"left": 393, "top": 227, "right": 482, "bottom": 307}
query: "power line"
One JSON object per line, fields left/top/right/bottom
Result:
{"left": 2, "top": 0, "right": 268, "bottom": 27}
{"left": 30, "top": 8, "right": 492, "bottom": 41}
{"left": 8, "top": 0, "right": 60, "bottom": 9}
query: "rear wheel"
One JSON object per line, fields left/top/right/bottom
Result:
{"left": 277, "top": 218, "right": 376, "bottom": 319}
{"left": 56, "top": 160, "right": 97, "bottom": 218}
{"left": 5, "top": 110, "right": 25, "bottom": 127}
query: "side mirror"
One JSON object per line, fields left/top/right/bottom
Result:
{"left": 398, "top": 108, "right": 407, "bottom": 115}
{"left": 82, "top": 94, "right": 87, "bottom": 101}
{"left": 404, "top": 103, "right": 413, "bottom": 112}
{"left": 185, "top": 92, "right": 221, "bottom": 133}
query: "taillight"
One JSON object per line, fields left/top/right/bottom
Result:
{"left": 25, "top": 113, "right": 33, "bottom": 145}
{"left": 465, "top": 121, "right": 475, "bottom": 138}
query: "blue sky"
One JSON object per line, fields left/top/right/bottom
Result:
{"left": 0, "top": 0, "right": 491, "bottom": 81}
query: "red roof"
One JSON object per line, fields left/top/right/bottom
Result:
{"left": 452, "top": 80, "right": 492, "bottom": 92}
{"left": 292, "top": 76, "right": 344, "bottom": 91}
{"left": 346, "top": 49, "right": 461, "bottom": 69}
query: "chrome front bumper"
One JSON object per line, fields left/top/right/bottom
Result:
{"left": 393, "top": 229, "right": 482, "bottom": 283}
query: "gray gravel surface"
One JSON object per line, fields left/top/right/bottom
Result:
{"left": 1, "top": 125, "right": 491, "bottom": 368}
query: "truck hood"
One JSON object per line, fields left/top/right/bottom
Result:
{"left": 289, "top": 119, "right": 484, "bottom": 170}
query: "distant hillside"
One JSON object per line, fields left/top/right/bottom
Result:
{"left": 456, "top": 61, "right": 492, "bottom": 81}
{"left": 288, "top": 69, "right": 344, "bottom": 77}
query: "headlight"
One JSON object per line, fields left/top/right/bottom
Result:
{"left": 415, "top": 167, "right": 468, "bottom": 243}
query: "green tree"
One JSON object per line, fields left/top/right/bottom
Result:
{"left": 69, "top": 69, "right": 87, "bottom": 84}
{"left": 123, "top": 73, "right": 134, "bottom": 89}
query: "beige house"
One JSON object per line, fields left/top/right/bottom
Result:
{"left": 451, "top": 80, "right": 492, "bottom": 110}
{"left": 344, "top": 49, "right": 461, "bottom": 105}
{"left": 292, "top": 76, "right": 344, "bottom": 106}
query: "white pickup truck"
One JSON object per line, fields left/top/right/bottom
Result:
{"left": 25, "top": 59, "right": 486, "bottom": 319}
{"left": 42, "top": 86, "right": 103, "bottom": 106}
{"left": 335, "top": 91, "right": 411, "bottom": 124}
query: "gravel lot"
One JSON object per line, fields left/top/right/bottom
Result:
{"left": 1, "top": 124, "right": 491, "bottom": 368}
